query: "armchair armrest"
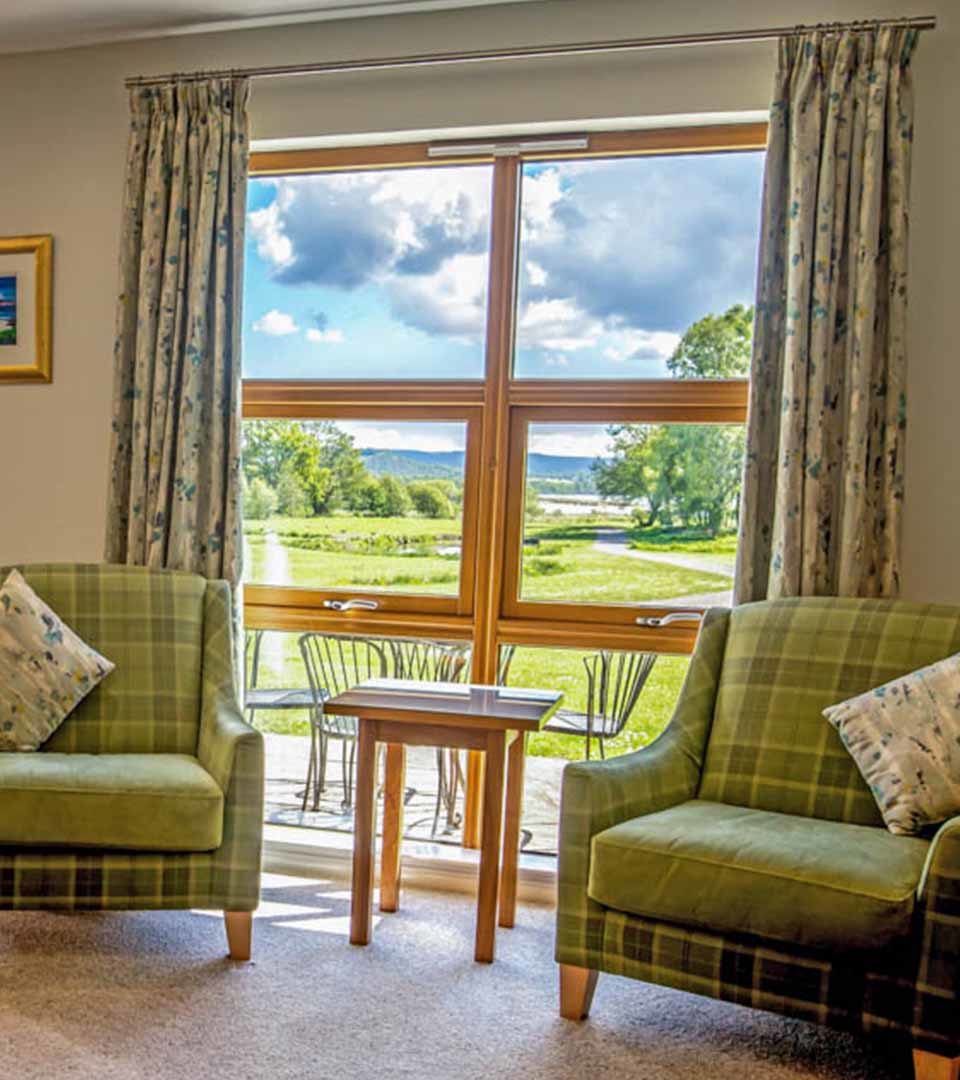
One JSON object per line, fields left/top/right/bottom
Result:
{"left": 556, "top": 608, "right": 730, "bottom": 969}
{"left": 913, "top": 815, "right": 960, "bottom": 1051}
{"left": 196, "top": 581, "right": 264, "bottom": 911}
{"left": 198, "top": 701, "right": 263, "bottom": 795}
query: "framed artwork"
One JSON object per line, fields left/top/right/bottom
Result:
{"left": 0, "top": 235, "right": 52, "bottom": 383}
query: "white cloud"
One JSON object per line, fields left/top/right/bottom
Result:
{"left": 528, "top": 426, "right": 615, "bottom": 459}
{"left": 517, "top": 298, "right": 604, "bottom": 353}
{"left": 306, "top": 328, "right": 345, "bottom": 344}
{"left": 387, "top": 252, "right": 489, "bottom": 342}
{"left": 337, "top": 423, "right": 464, "bottom": 454}
{"left": 252, "top": 309, "right": 298, "bottom": 336}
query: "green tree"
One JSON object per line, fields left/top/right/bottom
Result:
{"left": 525, "top": 482, "right": 541, "bottom": 520}
{"left": 243, "top": 477, "right": 277, "bottom": 520}
{"left": 275, "top": 461, "right": 309, "bottom": 518}
{"left": 243, "top": 420, "right": 373, "bottom": 516}
{"left": 594, "top": 304, "right": 752, "bottom": 536}
{"left": 666, "top": 302, "right": 753, "bottom": 379}
{"left": 378, "top": 475, "right": 413, "bottom": 517}
{"left": 408, "top": 481, "right": 453, "bottom": 519}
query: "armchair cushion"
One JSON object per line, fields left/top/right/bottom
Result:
{"left": 588, "top": 799, "right": 929, "bottom": 951}
{"left": 0, "top": 753, "right": 224, "bottom": 851}
{"left": 824, "top": 652, "right": 960, "bottom": 835}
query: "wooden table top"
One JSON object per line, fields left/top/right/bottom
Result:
{"left": 323, "top": 678, "right": 563, "bottom": 733}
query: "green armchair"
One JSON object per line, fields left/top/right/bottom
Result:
{"left": 557, "top": 599, "right": 960, "bottom": 1080}
{"left": 0, "top": 564, "right": 263, "bottom": 959}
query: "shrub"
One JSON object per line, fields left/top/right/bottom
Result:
{"left": 408, "top": 482, "right": 453, "bottom": 519}
{"left": 244, "top": 478, "right": 277, "bottom": 520}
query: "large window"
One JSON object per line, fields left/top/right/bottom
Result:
{"left": 243, "top": 126, "right": 765, "bottom": 849}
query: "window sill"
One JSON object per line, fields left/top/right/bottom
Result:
{"left": 263, "top": 824, "right": 557, "bottom": 906}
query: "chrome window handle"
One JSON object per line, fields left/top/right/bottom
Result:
{"left": 635, "top": 611, "right": 703, "bottom": 628}
{"left": 322, "top": 599, "right": 380, "bottom": 612}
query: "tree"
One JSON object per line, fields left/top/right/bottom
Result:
{"left": 243, "top": 477, "right": 277, "bottom": 520}
{"left": 378, "top": 475, "right": 413, "bottom": 517}
{"left": 408, "top": 482, "right": 453, "bottom": 519}
{"left": 593, "top": 305, "right": 752, "bottom": 536}
{"left": 666, "top": 303, "right": 753, "bottom": 379}
{"left": 275, "top": 461, "right": 309, "bottom": 518}
{"left": 242, "top": 420, "right": 372, "bottom": 516}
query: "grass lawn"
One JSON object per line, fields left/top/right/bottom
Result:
{"left": 243, "top": 514, "right": 731, "bottom": 762}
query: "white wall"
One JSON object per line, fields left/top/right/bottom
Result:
{"left": 0, "top": 0, "right": 956, "bottom": 601}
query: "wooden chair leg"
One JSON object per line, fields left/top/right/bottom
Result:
{"left": 914, "top": 1049, "right": 960, "bottom": 1080}
{"left": 559, "top": 963, "right": 599, "bottom": 1020}
{"left": 224, "top": 911, "right": 252, "bottom": 961}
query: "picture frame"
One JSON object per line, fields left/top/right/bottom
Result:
{"left": 0, "top": 235, "right": 53, "bottom": 383}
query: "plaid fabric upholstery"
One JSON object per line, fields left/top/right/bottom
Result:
{"left": 557, "top": 599, "right": 960, "bottom": 1056}
{"left": 1, "top": 563, "right": 207, "bottom": 755}
{"left": 700, "top": 599, "right": 960, "bottom": 825}
{"left": 0, "top": 564, "right": 262, "bottom": 913}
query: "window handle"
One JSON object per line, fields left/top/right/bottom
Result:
{"left": 635, "top": 611, "right": 702, "bottom": 628}
{"left": 323, "top": 599, "right": 380, "bottom": 613}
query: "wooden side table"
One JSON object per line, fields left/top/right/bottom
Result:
{"left": 324, "top": 679, "right": 562, "bottom": 963}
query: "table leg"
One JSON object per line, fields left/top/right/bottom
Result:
{"left": 350, "top": 721, "right": 378, "bottom": 946}
{"left": 380, "top": 742, "right": 406, "bottom": 913}
{"left": 462, "top": 749, "right": 484, "bottom": 849}
{"left": 475, "top": 729, "right": 507, "bottom": 963}
{"left": 498, "top": 731, "right": 526, "bottom": 929}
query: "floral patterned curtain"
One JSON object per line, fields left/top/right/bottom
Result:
{"left": 105, "top": 78, "right": 249, "bottom": 585}
{"left": 735, "top": 29, "right": 918, "bottom": 603}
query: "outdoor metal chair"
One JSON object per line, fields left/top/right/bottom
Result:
{"left": 388, "top": 638, "right": 471, "bottom": 836}
{"left": 243, "top": 629, "right": 315, "bottom": 721}
{"left": 298, "top": 633, "right": 388, "bottom": 811}
{"left": 544, "top": 650, "right": 657, "bottom": 759}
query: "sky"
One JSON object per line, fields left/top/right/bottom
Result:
{"left": 242, "top": 150, "right": 765, "bottom": 453}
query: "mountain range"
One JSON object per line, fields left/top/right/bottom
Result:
{"left": 360, "top": 448, "right": 601, "bottom": 480}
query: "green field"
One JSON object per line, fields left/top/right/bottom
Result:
{"left": 244, "top": 514, "right": 731, "bottom": 761}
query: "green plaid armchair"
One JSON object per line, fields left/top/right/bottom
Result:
{"left": 557, "top": 599, "right": 960, "bottom": 1080}
{"left": 0, "top": 564, "right": 263, "bottom": 960}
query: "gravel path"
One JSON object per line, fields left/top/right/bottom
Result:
{"left": 592, "top": 527, "right": 735, "bottom": 577}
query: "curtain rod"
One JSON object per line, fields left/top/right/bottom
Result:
{"left": 124, "top": 14, "right": 936, "bottom": 88}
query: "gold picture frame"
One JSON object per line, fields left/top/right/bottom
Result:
{"left": 0, "top": 235, "right": 53, "bottom": 383}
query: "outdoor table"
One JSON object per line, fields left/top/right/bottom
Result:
{"left": 323, "top": 678, "right": 562, "bottom": 963}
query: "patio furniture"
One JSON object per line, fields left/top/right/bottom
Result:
{"left": 243, "top": 629, "right": 315, "bottom": 720}
{"left": 0, "top": 563, "right": 263, "bottom": 961}
{"left": 556, "top": 599, "right": 960, "bottom": 1080}
{"left": 544, "top": 650, "right": 657, "bottom": 759}
{"left": 298, "top": 633, "right": 388, "bottom": 811}
{"left": 387, "top": 639, "right": 471, "bottom": 836}
{"left": 325, "top": 678, "right": 562, "bottom": 962}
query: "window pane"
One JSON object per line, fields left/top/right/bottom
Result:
{"left": 243, "top": 419, "right": 468, "bottom": 596}
{"left": 513, "top": 152, "right": 764, "bottom": 378}
{"left": 501, "top": 644, "right": 689, "bottom": 853}
{"left": 243, "top": 166, "right": 492, "bottom": 379}
{"left": 519, "top": 422, "right": 741, "bottom": 606}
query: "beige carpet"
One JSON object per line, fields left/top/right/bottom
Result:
{"left": 0, "top": 873, "right": 911, "bottom": 1080}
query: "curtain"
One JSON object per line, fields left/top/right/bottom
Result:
{"left": 105, "top": 78, "right": 249, "bottom": 585}
{"left": 735, "top": 28, "right": 918, "bottom": 603}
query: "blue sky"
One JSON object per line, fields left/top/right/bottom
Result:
{"left": 241, "top": 150, "right": 764, "bottom": 452}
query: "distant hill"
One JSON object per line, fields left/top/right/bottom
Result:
{"left": 360, "top": 448, "right": 601, "bottom": 480}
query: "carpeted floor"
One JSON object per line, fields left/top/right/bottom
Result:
{"left": 0, "top": 873, "right": 912, "bottom": 1080}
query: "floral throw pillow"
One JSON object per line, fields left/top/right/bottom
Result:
{"left": 823, "top": 653, "right": 960, "bottom": 836}
{"left": 0, "top": 569, "right": 115, "bottom": 751}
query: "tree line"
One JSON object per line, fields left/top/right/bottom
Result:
{"left": 242, "top": 420, "right": 459, "bottom": 520}
{"left": 243, "top": 303, "right": 753, "bottom": 535}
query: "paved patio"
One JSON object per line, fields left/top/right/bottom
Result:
{"left": 263, "top": 732, "right": 566, "bottom": 854}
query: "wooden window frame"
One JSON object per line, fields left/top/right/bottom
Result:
{"left": 244, "top": 122, "right": 767, "bottom": 842}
